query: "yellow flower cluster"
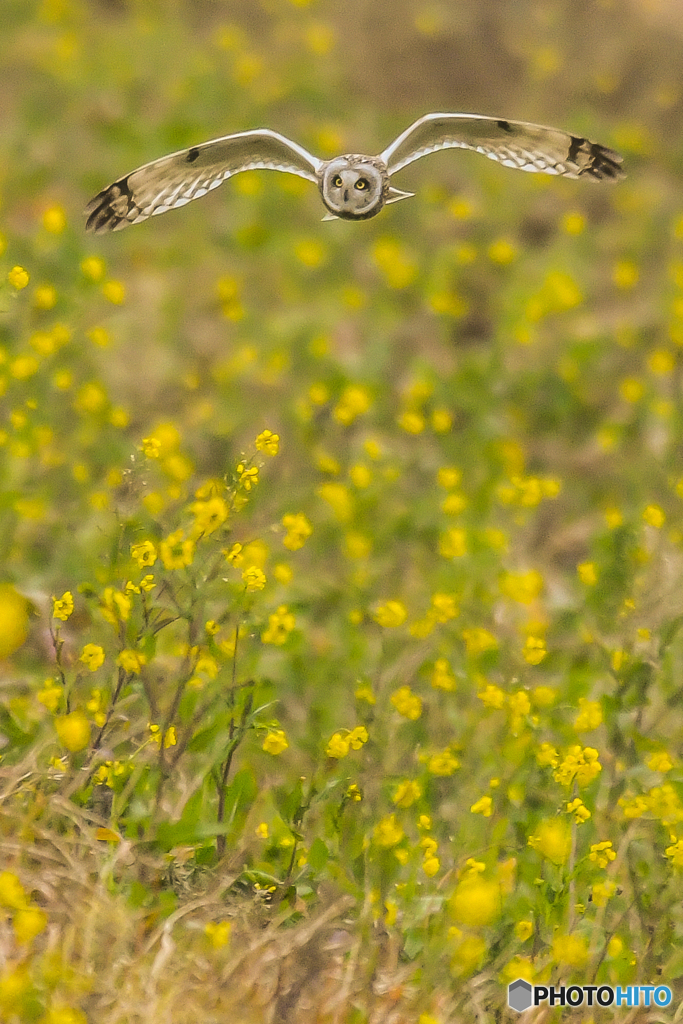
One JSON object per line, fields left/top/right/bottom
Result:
{"left": 496, "top": 475, "right": 561, "bottom": 507}
{"left": 566, "top": 797, "right": 591, "bottom": 823}
{"left": 590, "top": 841, "right": 616, "bottom": 868}
{"left": 0, "top": 871, "right": 47, "bottom": 946}
{"left": 52, "top": 591, "right": 74, "bottom": 621}
{"left": 574, "top": 698, "right": 603, "bottom": 731}
{"left": 282, "top": 512, "right": 312, "bottom": 550}
{"left": 262, "top": 729, "right": 288, "bottom": 755}
{"left": 430, "top": 658, "right": 456, "bottom": 691}
{"left": 425, "top": 748, "right": 459, "bottom": 776}
{"left": 410, "top": 592, "right": 459, "bottom": 637}
{"left": 390, "top": 685, "right": 422, "bottom": 720}
{"left": 528, "top": 819, "right": 570, "bottom": 865}
{"left": 333, "top": 384, "right": 371, "bottom": 425}
{"left": 500, "top": 570, "right": 543, "bottom": 604}
{"left": 553, "top": 746, "right": 602, "bottom": 788}
{"left": 373, "top": 600, "right": 407, "bottom": 628}
{"left": 261, "top": 605, "right": 295, "bottom": 645}
{"left": 325, "top": 725, "right": 368, "bottom": 758}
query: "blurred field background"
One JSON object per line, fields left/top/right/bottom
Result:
{"left": 2, "top": 0, "right": 683, "bottom": 1021}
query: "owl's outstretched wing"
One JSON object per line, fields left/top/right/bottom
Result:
{"left": 380, "top": 113, "right": 624, "bottom": 181}
{"left": 85, "top": 129, "right": 322, "bottom": 233}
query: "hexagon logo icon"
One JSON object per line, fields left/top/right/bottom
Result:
{"left": 508, "top": 978, "right": 533, "bottom": 1012}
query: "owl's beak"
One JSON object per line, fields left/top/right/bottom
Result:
{"left": 321, "top": 212, "right": 340, "bottom": 221}
{"left": 385, "top": 186, "right": 415, "bottom": 205}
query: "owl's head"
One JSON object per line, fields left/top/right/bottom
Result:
{"left": 319, "top": 156, "right": 387, "bottom": 220}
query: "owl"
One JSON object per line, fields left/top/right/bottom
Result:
{"left": 85, "top": 112, "right": 624, "bottom": 233}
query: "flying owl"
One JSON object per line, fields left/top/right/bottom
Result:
{"left": 85, "top": 112, "right": 624, "bottom": 233}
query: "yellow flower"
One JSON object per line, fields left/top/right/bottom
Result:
{"left": 33, "top": 284, "right": 57, "bottom": 310}
{"left": 318, "top": 482, "right": 353, "bottom": 521}
{"left": 553, "top": 745, "right": 602, "bottom": 787}
{"left": 13, "top": 906, "right": 48, "bottom": 944}
{"left": 348, "top": 725, "right": 368, "bottom": 749}
{"left": 431, "top": 593, "right": 459, "bottom": 622}
{"left": 236, "top": 463, "right": 258, "bottom": 490}
{"left": 262, "top": 729, "right": 288, "bottom": 755}
{"left": 42, "top": 204, "right": 66, "bottom": 233}
{"left": 52, "top": 591, "right": 74, "bottom": 621}
{"left": 577, "top": 561, "right": 597, "bottom": 585}
{"left": 449, "top": 877, "right": 500, "bottom": 927}
{"left": 528, "top": 819, "right": 570, "bottom": 864}
{"left": 552, "top": 933, "right": 588, "bottom": 967}
{"left": 590, "top": 841, "right": 616, "bottom": 868}
{"left": 79, "top": 644, "right": 104, "bottom": 672}
{"left": 117, "top": 650, "right": 147, "bottom": 674}
{"left": 463, "top": 627, "right": 497, "bottom": 656}
{"left": 373, "top": 813, "right": 404, "bottom": 848}
{"left": 333, "top": 385, "right": 371, "bottom": 425}
{"left": 392, "top": 780, "right": 422, "bottom": 808}
{"left": 37, "top": 678, "right": 62, "bottom": 712}
{"left": 515, "top": 920, "right": 534, "bottom": 941}
{"left": 102, "top": 279, "right": 126, "bottom": 304}
{"left": 643, "top": 504, "right": 665, "bottom": 528}
{"left": 225, "top": 543, "right": 243, "bottom": 566}
{"left": 566, "top": 797, "right": 591, "bottom": 823}
{"left": 0, "top": 871, "right": 28, "bottom": 909}
{"left": 261, "top": 605, "right": 295, "bottom": 645}
{"left": 613, "top": 259, "right": 639, "bottom": 290}
{"left": 191, "top": 496, "right": 228, "bottom": 536}
{"left": 427, "top": 750, "right": 459, "bottom": 776}
{"left": 99, "top": 588, "right": 131, "bottom": 626}
{"left": 160, "top": 529, "right": 195, "bottom": 570}
{"left": 591, "top": 880, "right": 617, "bottom": 907}
{"left": 0, "top": 584, "right": 29, "bottom": 658}
{"left": 148, "top": 723, "right": 176, "bottom": 748}
{"left": 81, "top": 256, "right": 106, "bottom": 281}
{"left": 397, "top": 410, "right": 425, "bottom": 434}
{"left": 477, "top": 683, "right": 506, "bottom": 709}
{"left": 326, "top": 732, "right": 350, "bottom": 758}
{"left": 431, "top": 658, "right": 456, "bottom": 691}
{"left": 55, "top": 711, "right": 91, "bottom": 752}
{"left": 205, "top": 920, "right": 231, "bottom": 949}
{"left": 665, "top": 839, "right": 683, "bottom": 867}
{"left": 432, "top": 408, "right": 453, "bottom": 432}
{"left": 647, "top": 751, "right": 674, "bottom": 773}
{"left": 487, "top": 237, "right": 517, "bottom": 264}
{"left": 282, "top": 512, "right": 312, "bottom": 550}
{"left": 574, "top": 698, "right": 603, "bottom": 731}
{"left": 242, "top": 566, "right": 266, "bottom": 592}
{"left": 470, "top": 795, "right": 493, "bottom": 817}
{"left": 561, "top": 211, "right": 585, "bottom": 235}
{"left": 255, "top": 429, "right": 280, "bottom": 455}
{"left": 131, "top": 540, "right": 157, "bottom": 568}
{"left": 373, "top": 600, "right": 407, "bottom": 628}
{"left": 439, "top": 527, "right": 467, "bottom": 558}
{"left": 500, "top": 570, "right": 543, "bottom": 604}
{"left": 8, "top": 265, "right": 29, "bottom": 290}
{"left": 372, "top": 236, "right": 417, "bottom": 288}
{"left": 390, "top": 685, "right": 422, "bottom": 720}
{"left": 523, "top": 636, "right": 546, "bottom": 665}
{"left": 536, "top": 742, "right": 559, "bottom": 768}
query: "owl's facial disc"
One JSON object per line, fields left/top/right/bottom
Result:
{"left": 321, "top": 157, "right": 385, "bottom": 220}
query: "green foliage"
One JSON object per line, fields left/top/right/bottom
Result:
{"left": 2, "top": 0, "right": 683, "bottom": 1021}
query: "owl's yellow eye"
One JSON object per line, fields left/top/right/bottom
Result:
{"left": 355, "top": 178, "right": 368, "bottom": 190}
{"left": 332, "top": 175, "right": 343, "bottom": 187}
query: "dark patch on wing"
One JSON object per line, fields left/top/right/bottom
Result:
{"left": 187, "top": 147, "right": 200, "bottom": 163}
{"left": 84, "top": 176, "right": 137, "bottom": 233}
{"left": 567, "top": 135, "right": 585, "bottom": 165}
{"left": 496, "top": 120, "right": 513, "bottom": 133}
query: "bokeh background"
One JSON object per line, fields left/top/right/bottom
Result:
{"left": 3, "top": 0, "right": 683, "bottom": 1022}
